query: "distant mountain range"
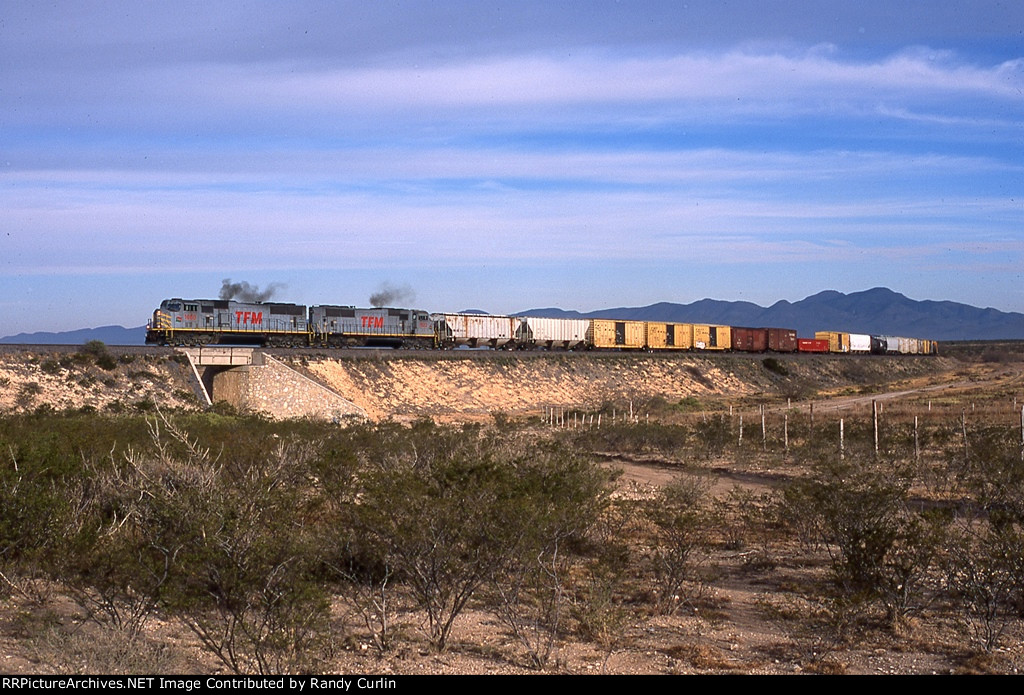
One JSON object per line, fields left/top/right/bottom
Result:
{"left": 3, "top": 289, "right": 1023, "bottom": 344}
{"left": 0, "top": 325, "right": 147, "bottom": 346}
{"left": 516, "top": 288, "right": 1024, "bottom": 341}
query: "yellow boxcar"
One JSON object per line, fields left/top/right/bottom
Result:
{"left": 645, "top": 322, "right": 694, "bottom": 350}
{"left": 691, "top": 324, "right": 731, "bottom": 350}
{"left": 588, "top": 319, "right": 645, "bottom": 349}
{"left": 815, "top": 331, "right": 851, "bottom": 353}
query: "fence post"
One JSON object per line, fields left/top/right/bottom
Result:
{"left": 873, "top": 399, "right": 879, "bottom": 456}
{"left": 914, "top": 415, "right": 920, "bottom": 463}
{"left": 962, "top": 409, "right": 968, "bottom": 464}
{"left": 761, "top": 404, "right": 767, "bottom": 452}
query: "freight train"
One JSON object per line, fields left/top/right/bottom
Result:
{"left": 145, "top": 298, "right": 938, "bottom": 355}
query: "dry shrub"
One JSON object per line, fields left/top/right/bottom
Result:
{"left": 780, "top": 455, "right": 949, "bottom": 632}
{"left": 646, "top": 475, "right": 715, "bottom": 615}
{"left": 29, "top": 624, "right": 182, "bottom": 674}
{"left": 663, "top": 642, "right": 739, "bottom": 670}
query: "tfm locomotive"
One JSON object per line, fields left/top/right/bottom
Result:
{"left": 148, "top": 298, "right": 434, "bottom": 348}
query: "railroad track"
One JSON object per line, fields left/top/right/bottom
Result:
{"left": 0, "top": 342, "right": 949, "bottom": 363}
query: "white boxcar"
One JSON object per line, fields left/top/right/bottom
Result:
{"left": 849, "top": 333, "right": 872, "bottom": 353}
{"left": 433, "top": 313, "right": 521, "bottom": 348}
{"left": 898, "top": 336, "right": 918, "bottom": 354}
{"left": 519, "top": 317, "right": 589, "bottom": 349}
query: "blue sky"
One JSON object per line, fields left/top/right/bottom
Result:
{"left": 2, "top": 1, "right": 1022, "bottom": 334}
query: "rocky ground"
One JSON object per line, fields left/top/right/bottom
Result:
{"left": 0, "top": 347, "right": 198, "bottom": 414}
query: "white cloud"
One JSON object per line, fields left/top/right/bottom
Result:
{"left": 5, "top": 145, "right": 1016, "bottom": 191}
{"left": 4, "top": 46, "right": 1020, "bottom": 135}
{"left": 241, "top": 48, "right": 1024, "bottom": 114}
{"left": 3, "top": 167, "right": 1019, "bottom": 276}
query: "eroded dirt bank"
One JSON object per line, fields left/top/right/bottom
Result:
{"left": 0, "top": 347, "right": 963, "bottom": 420}
{"left": 0, "top": 347, "right": 197, "bottom": 414}
{"left": 289, "top": 352, "right": 960, "bottom": 421}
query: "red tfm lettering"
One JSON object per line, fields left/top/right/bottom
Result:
{"left": 234, "top": 311, "right": 264, "bottom": 325}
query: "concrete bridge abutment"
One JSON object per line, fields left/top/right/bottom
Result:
{"left": 177, "top": 347, "right": 364, "bottom": 421}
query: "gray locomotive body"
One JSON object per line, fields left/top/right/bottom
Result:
{"left": 146, "top": 298, "right": 308, "bottom": 346}
{"left": 147, "top": 299, "right": 434, "bottom": 348}
{"left": 309, "top": 305, "right": 435, "bottom": 348}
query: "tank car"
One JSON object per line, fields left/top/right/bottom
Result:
{"left": 870, "top": 335, "right": 900, "bottom": 355}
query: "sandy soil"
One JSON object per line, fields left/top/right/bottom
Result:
{"left": 299, "top": 354, "right": 752, "bottom": 421}
{"left": 297, "top": 353, "right": 961, "bottom": 422}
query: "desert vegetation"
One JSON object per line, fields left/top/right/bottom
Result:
{"left": 0, "top": 380, "right": 1022, "bottom": 675}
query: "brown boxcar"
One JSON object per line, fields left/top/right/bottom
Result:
{"left": 732, "top": 326, "right": 768, "bottom": 352}
{"left": 766, "top": 327, "right": 798, "bottom": 352}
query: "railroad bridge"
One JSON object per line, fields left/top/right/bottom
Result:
{"left": 178, "top": 347, "right": 365, "bottom": 420}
